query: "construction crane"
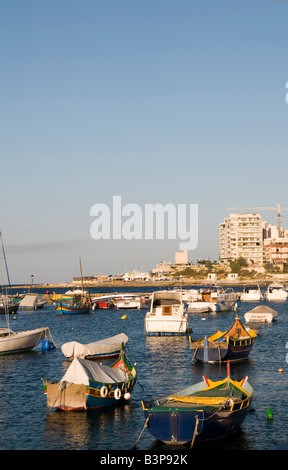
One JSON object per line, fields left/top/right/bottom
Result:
{"left": 226, "top": 203, "right": 288, "bottom": 229}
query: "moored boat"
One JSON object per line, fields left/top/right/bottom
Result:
{"left": 0, "top": 296, "right": 19, "bottom": 314}
{"left": 0, "top": 326, "right": 54, "bottom": 355}
{"left": 141, "top": 364, "right": 254, "bottom": 445}
{"left": 145, "top": 290, "right": 189, "bottom": 336}
{"left": 19, "top": 293, "right": 47, "bottom": 310}
{"left": 56, "top": 257, "right": 92, "bottom": 314}
{"left": 56, "top": 299, "right": 91, "bottom": 315}
{"left": 42, "top": 345, "right": 137, "bottom": 411}
{"left": 91, "top": 295, "right": 116, "bottom": 309}
{"left": 115, "top": 296, "right": 142, "bottom": 309}
{"left": 240, "top": 284, "right": 263, "bottom": 302}
{"left": 265, "top": 283, "right": 287, "bottom": 301}
{"left": 61, "top": 333, "right": 129, "bottom": 360}
{"left": 186, "top": 286, "right": 238, "bottom": 313}
{"left": 189, "top": 314, "right": 257, "bottom": 362}
{"left": 244, "top": 305, "right": 277, "bottom": 323}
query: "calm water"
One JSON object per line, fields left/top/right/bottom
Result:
{"left": 0, "top": 285, "right": 288, "bottom": 451}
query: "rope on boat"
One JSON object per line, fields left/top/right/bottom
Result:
{"left": 190, "top": 415, "right": 199, "bottom": 449}
{"left": 191, "top": 345, "right": 200, "bottom": 362}
{"left": 46, "top": 381, "right": 67, "bottom": 416}
{"left": 191, "top": 340, "right": 222, "bottom": 363}
{"left": 131, "top": 415, "right": 150, "bottom": 450}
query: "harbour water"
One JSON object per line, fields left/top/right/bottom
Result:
{"left": 0, "top": 285, "right": 288, "bottom": 451}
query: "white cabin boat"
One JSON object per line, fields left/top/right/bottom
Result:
{"left": 265, "top": 283, "right": 288, "bottom": 301}
{"left": 145, "top": 291, "right": 188, "bottom": 335}
{"left": 244, "top": 305, "right": 277, "bottom": 323}
{"left": 240, "top": 285, "right": 263, "bottom": 302}
{"left": 186, "top": 286, "right": 237, "bottom": 313}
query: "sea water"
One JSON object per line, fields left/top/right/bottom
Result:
{"left": 0, "top": 286, "right": 288, "bottom": 451}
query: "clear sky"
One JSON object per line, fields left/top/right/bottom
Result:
{"left": 1, "top": 0, "right": 288, "bottom": 284}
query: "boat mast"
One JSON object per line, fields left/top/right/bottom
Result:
{"left": 0, "top": 231, "right": 11, "bottom": 291}
{"left": 79, "top": 256, "right": 85, "bottom": 304}
{"left": 0, "top": 231, "right": 11, "bottom": 330}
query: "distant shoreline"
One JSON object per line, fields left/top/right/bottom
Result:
{"left": 9, "top": 275, "right": 288, "bottom": 290}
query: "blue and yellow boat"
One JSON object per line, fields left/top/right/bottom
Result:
{"left": 56, "top": 299, "right": 91, "bottom": 315}
{"left": 141, "top": 364, "right": 253, "bottom": 445}
{"left": 42, "top": 345, "right": 137, "bottom": 411}
{"left": 189, "top": 314, "right": 257, "bottom": 362}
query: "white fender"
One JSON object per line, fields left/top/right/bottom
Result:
{"left": 114, "top": 388, "right": 121, "bottom": 400}
{"left": 100, "top": 385, "right": 108, "bottom": 398}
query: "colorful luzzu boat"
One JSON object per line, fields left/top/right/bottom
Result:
{"left": 56, "top": 299, "right": 91, "bottom": 315}
{"left": 141, "top": 363, "right": 253, "bottom": 445}
{"left": 189, "top": 314, "right": 257, "bottom": 363}
{"left": 42, "top": 345, "right": 137, "bottom": 411}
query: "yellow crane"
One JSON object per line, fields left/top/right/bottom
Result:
{"left": 226, "top": 203, "right": 288, "bottom": 229}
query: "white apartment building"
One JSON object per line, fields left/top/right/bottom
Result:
{"left": 220, "top": 213, "right": 264, "bottom": 265}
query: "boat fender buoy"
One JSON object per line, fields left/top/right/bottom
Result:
{"left": 124, "top": 392, "right": 131, "bottom": 400}
{"left": 121, "top": 315, "right": 127, "bottom": 320}
{"left": 278, "top": 368, "right": 284, "bottom": 373}
{"left": 266, "top": 408, "right": 273, "bottom": 420}
{"left": 41, "top": 340, "right": 56, "bottom": 351}
{"left": 100, "top": 385, "right": 108, "bottom": 398}
{"left": 114, "top": 388, "right": 121, "bottom": 400}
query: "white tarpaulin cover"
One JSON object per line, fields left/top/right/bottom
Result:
{"left": 61, "top": 333, "right": 129, "bottom": 359}
{"left": 60, "top": 357, "right": 128, "bottom": 386}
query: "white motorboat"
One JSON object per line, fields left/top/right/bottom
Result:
{"left": 115, "top": 296, "right": 142, "bottom": 309}
{"left": 244, "top": 305, "right": 278, "bottom": 323}
{"left": 0, "top": 326, "right": 52, "bottom": 355}
{"left": 265, "top": 283, "right": 288, "bottom": 301}
{"left": 186, "top": 286, "right": 238, "bottom": 313}
{"left": 61, "top": 333, "right": 129, "bottom": 360}
{"left": 145, "top": 291, "right": 188, "bottom": 335}
{"left": 175, "top": 288, "right": 200, "bottom": 303}
{"left": 240, "top": 285, "right": 263, "bottom": 302}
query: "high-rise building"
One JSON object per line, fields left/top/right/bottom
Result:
{"left": 220, "top": 213, "right": 264, "bottom": 265}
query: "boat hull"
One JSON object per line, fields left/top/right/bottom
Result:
{"left": 0, "top": 303, "right": 19, "bottom": 314}
{"left": 96, "top": 301, "right": 114, "bottom": 309}
{"left": 43, "top": 377, "right": 137, "bottom": 411}
{"left": 61, "top": 333, "right": 129, "bottom": 360}
{"left": 266, "top": 293, "right": 287, "bottom": 301}
{"left": 142, "top": 375, "right": 254, "bottom": 445}
{"left": 56, "top": 303, "right": 91, "bottom": 315}
{"left": 240, "top": 294, "right": 262, "bottom": 301}
{"left": 0, "top": 327, "right": 49, "bottom": 355}
{"left": 145, "top": 316, "right": 189, "bottom": 336}
{"left": 189, "top": 337, "right": 255, "bottom": 362}
{"left": 143, "top": 402, "right": 251, "bottom": 444}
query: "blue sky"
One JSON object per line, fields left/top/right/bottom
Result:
{"left": 1, "top": 0, "right": 288, "bottom": 283}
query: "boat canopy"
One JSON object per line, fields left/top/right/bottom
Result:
{"left": 60, "top": 357, "right": 128, "bottom": 386}
{"left": 208, "top": 316, "right": 257, "bottom": 342}
{"left": 152, "top": 291, "right": 182, "bottom": 306}
{"left": 61, "top": 333, "right": 129, "bottom": 359}
{"left": 246, "top": 305, "right": 277, "bottom": 315}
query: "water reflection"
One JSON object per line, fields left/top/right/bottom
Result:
{"left": 44, "top": 404, "right": 134, "bottom": 450}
